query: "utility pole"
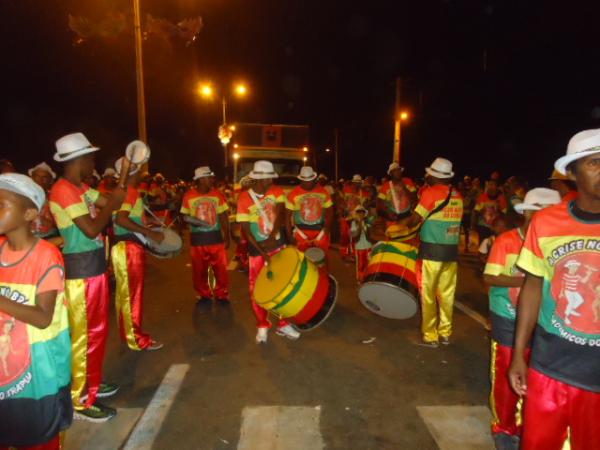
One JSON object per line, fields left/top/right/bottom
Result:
{"left": 392, "top": 77, "right": 401, "bottom": 163}
{"left": 222, "top": 98, "right": 228, "bottom": 167}
{"left": 132, "top": 0, "right": 147, "bottom": 143}
{"left": 334, "top": 128, "right": 340, "bottom": 181}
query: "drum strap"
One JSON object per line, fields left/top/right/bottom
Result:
{"left": 249, "top": 189, "right": 281, "bottom": 239}
{"left": 424, "top": 186, "right": 453, "bottom": 222}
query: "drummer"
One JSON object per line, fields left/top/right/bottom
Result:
{"left": 339, "top": 174, "right": 369, "bottom": 261}
{"left": 286, "top": 166, "right": 333, "bottom": 255}
{"left": 49, "top": 132, "right": 130, "bottom": 422}
{"left": 377, "top": 162, "right": 417, "bottom": 234}
{"left": 236, "top": 160, "right": 300, "bottom": 343}
{"left": 180, "top": 166, "right": 231, "bottom": 305}
{"left": 405, "top": 157, "right": 464, "bottom": 347}
{"left": 111, "top": 157, "right": 164, "bottom": 352}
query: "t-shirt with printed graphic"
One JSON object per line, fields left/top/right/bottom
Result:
{"left": 286, "top": 185, "right": 332, "bottom": 230}
{"left": 49, "top": 178, "right": 106, "bottom": 279}
{"left": 113, "top": 185, "right": 145, "bottom": 241}
{"left": 181, "top": 188, "right": 229, "bottom": 246}
{"left": 0, "top": 238, "right": 72, "bottom": 446}
{"left": 484, "top": 228, "right": 525, "bottom": 346}
{"left": 342, "top": 186, "right": 370, "bottom": 215}
{"left": 414, "top": 184, "right": 463, "bottom": 262}
{"left": 475, "top": 192, "right": 507, "bottom": 227}
{"left": 516, "top": 201, "right": 600, "bottom": 392}
{"left": 236, "top": 186, "right": 285, "bottom": 256}
{"left": 378, "top": 178, "right": 417, "bottom": 219}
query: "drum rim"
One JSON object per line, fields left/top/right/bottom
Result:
{"left": 294, "top": 274, "right": 338, "bottom": 331}
{"left": 357, "top": 280, "right": 418, "bottom": 319}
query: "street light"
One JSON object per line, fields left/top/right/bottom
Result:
{"left": 197, "top": 81, "right": 250, "bottom": 167}
{"left": 393, "top": 109, "right": 411, "bottom": 163}
{"left": 233, "top": 152, "right": 240, "bottom": 183}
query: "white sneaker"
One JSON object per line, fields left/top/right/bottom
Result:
{"left": 256, "top": 328, "right": 268, "bottom": 344}
{"left": 276, "top": 324, "right": 300, "bottom": 340}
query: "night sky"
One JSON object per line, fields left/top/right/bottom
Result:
{"left": 2, "top": 0, "right": 600, "bottom": 184}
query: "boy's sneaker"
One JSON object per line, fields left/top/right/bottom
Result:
{"left": 256, "top": 328, "right": 268, "bottom": 344}
{"left": 419, "top": 340, "right": 439, "bottom": 348}
{"left": 276, "top": 324, "right": 300, "bottom": 340}
{"left": 145, "top": 340, "right": 164, "bottom": 351}
{"left": 74, "top": 402, "right": 117, "bottom": 423}
{"left": 440, "top": 336, "right": 450, "bottom": 346}
{"left": 80, "top": 382, "right": 120, "bottom": 403}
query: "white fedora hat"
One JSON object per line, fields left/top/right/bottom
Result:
{"left": 514, "top": 188, "right": 561, "bottom": 214}
{"left": 298, "top": 166, "right": 317, "bottom": 181}
{"left": 28, "top": 162, "right": 56, "bottom": 179}
{"left": 387, "top": 162, "right": 404, "bottom": 175}
{"left": 555, "top": 129, "right": 600, "bottom": 175}
{"left": 114, "top": 157, "right": 140, "bottom": 177}
{"left": 54, "top": 132, "right": 100, "bottom": 162}
{"left": 351, "top": 174, "right": 363, "bottom": 183}
{"left": 425, "top": 157, "right": 454, "bottom": 179}
{"left": 193, "top": 166, "right": 215, "bottom": 180}
{"left": 102, "top": 168, "right": 116, "bottom": 178}
{"left": 249, "top": 160, "right": 278, "bottom": 180}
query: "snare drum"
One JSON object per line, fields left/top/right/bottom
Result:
{"left": 139, "top": 227, "right": 183, "bottom": 258}
{"left": 357, "top": 241, "right": 418, "bottom": 319}
{"left": 304, "top": 247, "right": 326, "bottom": 268}
{"left": 254, "top": 247, "right": 337, "bottom": 331}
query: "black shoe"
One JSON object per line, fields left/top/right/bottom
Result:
{"left": 492, "top": 432, "right": 519, "bottom": 450}
{"left": 80, "top": 382, "right": 119, "bottom": 402}
{"left": 195, "top": 297, "right": 212, "bottom": 307}
{"left": 216, "top": 298, "right": 231, "bottom": 305}
{"left": 74, "top": 401, "right": 117, "bottom": 423}
{"left": 440, "top": 336, "right": 450, "bottom": 346}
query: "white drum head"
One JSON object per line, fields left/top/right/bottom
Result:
{"left": 358, "top": 282, "right": 417, "bottom": 319}
{"left": 305, "top": 247, "right": 325, "bottom": 264}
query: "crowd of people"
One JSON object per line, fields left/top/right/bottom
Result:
{"left": 0, "top": 128, "right": 597, "bottom": 450}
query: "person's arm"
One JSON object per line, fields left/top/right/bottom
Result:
{"left": 508, "top": 272, "right": 543, "bottom": 395}
{"left": 73, "top": 191, "right": 124, "bottom": 239}
{"left": 219, "top": 211, "right": 230, "bottom": 249}
{"left": 269, "top": 202, "right": 285, "bottom": 240}
{"left": 285, "top": 208, "right": 296, "bottom": 245}
{"left": 241, "top": 222, "right": 270, "bottom": 263}
{"left": 0, "top": 290, "right": 57, "bottom": 329}
{"left": 115, "top": 211, "right": 163, "bottom": 243}
{"left": 324, "top": 206, "right": 333, "bottom": 233}
{"left": 483, "top": 274, "right": 524, "bottom": 288}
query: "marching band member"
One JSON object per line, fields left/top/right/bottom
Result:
{"left": 49, "top": 132, "right": 129, "bottom": 422}
{"left": 406, "top": 157, "right": 463, "bottom": 347}
{"left": 509, "top": 130, "right": 600, "bottom": 450}
{"left": 111, "top": 157, "right": 164, "bottom": 351}
{"left": 339, "top": 174, "right": 369, "bottom": 260}
{"left": 236, "top": 160, "right": 300, "bottom": 343}
{"left": 377, "top": 162, "right": 417, "bottom": 237}
{"left": 98, "top": 168, "right": 117, "bottom": 195}
{"left": 147, "top": 173, "right": 171, "bottom": 226}
{"left": 350, "top": 205, "right": 374, "bottom": 282}
{"left": 180, "top": 166, "right": 231, "bottom": 305}
{"left": 28, "top": 162, "right": 61, "bottom": 245}
{"left": 286, "top": 166, "right": 333, "bottom": 253}
{"left": 483, "top": 188, "right": 560, "bottom": 450}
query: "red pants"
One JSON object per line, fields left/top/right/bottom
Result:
{"left": 64, "top": 273, "right": 109, "bottom": 408}
{"left": 521, "top": 368, "right": 600, "bottom": 450}
{"left": 294, "top": 228, "right": 330, "bottom": 252}
{"left": 489, "top": 340, "right": 530, "bottom": 436}
{"left": 248, "top": 248, "right": 289, "bottom": 329}
{"left": 0, "top": 434, "right": 60, "bottom": 450}
{"left": 355, "top": 248, "right": 370, "bottom": 281}
{"left": 339, "top": 219, "right": 354, "bottom": 258}
{"left": 111, "top": 241, "right": 152, "bottom": 350}
{"left": 235, "top": 240, "right": 249, "bottom": 270}
{"left": 191, "top": 243, "right": 229, "bottom": 299}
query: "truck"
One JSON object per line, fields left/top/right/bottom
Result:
{"left": 230, "top": 123, "right": 310, "bottom": 187}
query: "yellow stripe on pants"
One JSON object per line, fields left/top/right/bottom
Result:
{"left": 112, "top": 241, "right": 142, "bottom": 351}
{"left": 65, "top": 278, "right": 88, "bottom": 408}
{"left": 419, "top": 259, "right": 457, "bottom": 343}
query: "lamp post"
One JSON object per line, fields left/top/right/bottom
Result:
{"left": 233, "top": 152, "right": 240, "bottom": 183}
{"left": 198, "top": 82, "right": 248, "bottom": 168}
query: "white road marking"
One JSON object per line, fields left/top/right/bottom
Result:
{"left": 237, "top": 406, "right": 324, "bottom": 450}
{"left": 454, "top": 300, "right": 489, "bottom": 329}
{"left": 123, "top": 364, "right": 190, "bottom": 450}
{"left": 417, "top": 405, "right": 494, "bottom": 450}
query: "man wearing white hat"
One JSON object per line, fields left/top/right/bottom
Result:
{"left": 181, "top": 167, "right": 231, "bottom": 305}
{"left": 548, "top": 169, "right": 578, "bottom": 203}
{"left": 377, "top": 162, "right": 417, "bottom": 237}
{"left": 406, "top": 157, "right": 464, "bottom": 347}
{"left": 285, "top": 166, "right": 333, "bottom": 255}
{"left": 236, "top": 160, "right": 300, "bottom": 343}
{"left": 29, "top": 162, "right": 61, "bottom": 243}
{"left": 509, "top": 129, "right": 600, "bottom": 450}
{"left": 111, "top": 157, "right": 164, "bottom": 352}
{"left": 147, "top": 173, "right": 172, "bottom": 226}
{"left": 483, "top": 188, "right": 560, "bottom": 449}
{"left": 49, "top": 132, "right": 131, "bottom": 422}
{"left": 339, "top": 174, "right": 369, "bottom": 260}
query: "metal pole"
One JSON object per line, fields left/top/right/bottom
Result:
{"left": 133, "top": 0, "right": 147, "bottom": 143}
{"left": 393, "top": 77, "right": 401, "bottom": 163}
{"left": 334, "top": 128, "right": 339, "bottom": 181}
{"left": 222, "top": 97, "right": 228, "bottom": 168}
{"left": 233, "top": 158, "right": 238, "bottom": 183}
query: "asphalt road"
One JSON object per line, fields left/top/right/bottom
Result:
{"left": 68, "top": 238, "right": 493, "bottom": 450}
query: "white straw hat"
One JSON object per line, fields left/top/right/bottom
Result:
{"left": 555, "top": 129, "right": 600, "bottom": 175}
{"left": 514, "top": 188, "right": 561, "bottom": 214}
{"left": 425, "top": 157, "right": 454, "bottom": 179}
{"left": 103, "top": 168, "right": 116, "bottom": 177}
{"left": 0, "top": 173, "right": 46, "bottom": 211}
{"left": 193, "top": 166, "right": 215, "bottom": 180}
{"left": 298, "top": 166, "right": 317, "bottom": 181}
{"left": 249, "top": 160, "right": 278, "bottom": 180}
{"left": 54, "top": 132, "right": 100, "bottom": 162}
{"left": 351, "top": 174, "right": 363, "bottom": 183}
{"left": 28, "top": 162, "right": 56, "bottom": 180}
{"left": 387, "top": 162, "right": 404, "bottom": 175}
